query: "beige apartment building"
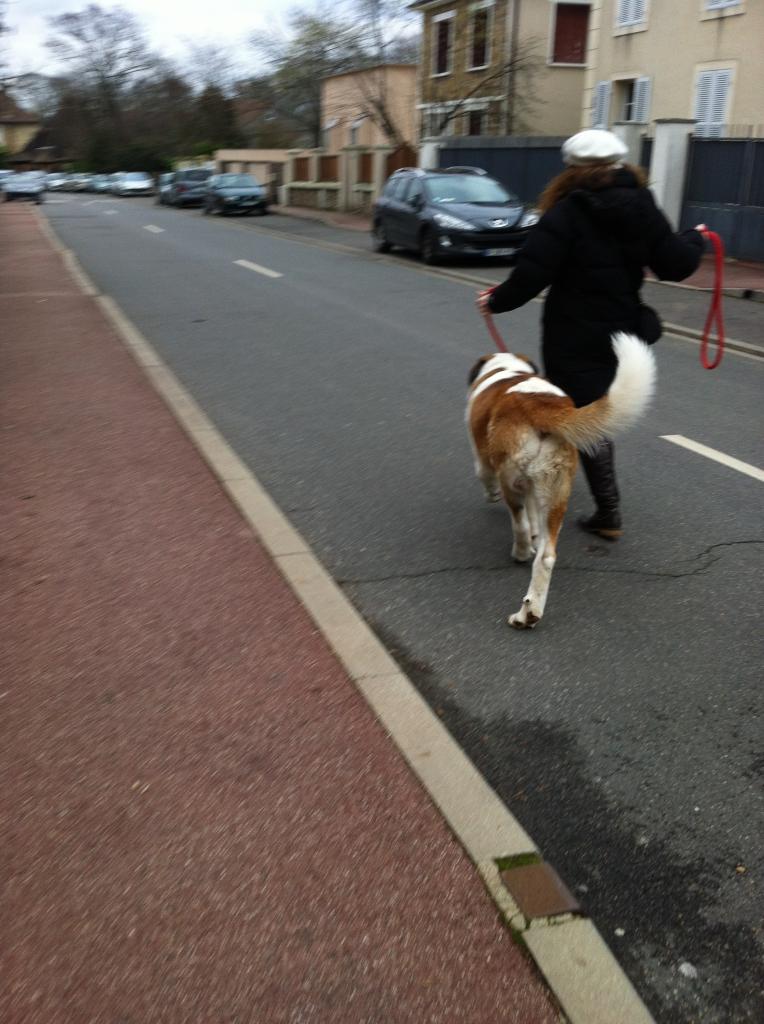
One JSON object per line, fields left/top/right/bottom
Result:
{"left": 321, "top": 64, "right": 418, "bottom": 151}
{"left": 584, "top": 0, "right": 764, "bottom": 136}
{"left": 0, "top": 92, "right": 40, "bottom": 154}
{"left": 412, "top": 0, "right": 593, "bottom": 138}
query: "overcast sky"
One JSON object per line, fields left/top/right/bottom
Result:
{"left": 5, "top": 0, "right": 302, "bottom": 76}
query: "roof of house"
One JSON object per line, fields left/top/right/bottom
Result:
{"left": 323, "top": 62, "right": 417, "bottom": 83}
{"left": 0, "top": 91, "right": 40, "bottom": 125}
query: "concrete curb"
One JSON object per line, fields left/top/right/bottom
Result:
{"left": 37, "top": 207, "right": 656, "bottom": 1024}
{"left": 662, "top": 321, "right": 764, "bottom": 360}
{"left": 272, "top": 207, "right": 764, "bottom": 301}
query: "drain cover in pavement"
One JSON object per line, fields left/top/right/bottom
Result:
{"left": 500, "top": 862, "right": 582, "bottom": 920}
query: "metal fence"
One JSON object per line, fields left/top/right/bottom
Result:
{"left": 437, "top": 137, "right": 566, "bottom": 205}
{"left": 680, "top": 138, "right": 764, "bottom": 261}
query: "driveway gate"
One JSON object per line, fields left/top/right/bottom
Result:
{"left": 680, "top": 138, "right": 764, "bottom": 261}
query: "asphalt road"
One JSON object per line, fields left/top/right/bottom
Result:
{"left": 45, "top": 194, "right": 763, "bottom": 1024}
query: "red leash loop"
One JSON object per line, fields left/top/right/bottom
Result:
{"left": 699, "top": 228, "right": 726, "bottom": 370}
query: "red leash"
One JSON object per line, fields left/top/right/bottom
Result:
{"left": 479, "top": 289, "right": 507, "bottom": 352}
{"left": 699, "top": 228, "right": 726, "bottom": 369}
{"left": 480, "top": 227, "right": 726, "bottom": 369}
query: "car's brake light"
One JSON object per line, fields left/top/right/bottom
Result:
{"left": 177, "top": 184, "right": 188, "bottom": 192}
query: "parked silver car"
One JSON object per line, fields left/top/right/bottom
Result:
{"left": 115, "top": 171, "right": 154, "bottom": 197}
{"left": 2, "top": 171, "right": 46, "bottom": 203}
{"left": 46, "top": 172, "right": 71, "bottom": 191}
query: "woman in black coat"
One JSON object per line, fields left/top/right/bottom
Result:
{"left": 479, "top": 129, "right": 705, "bottom": 538}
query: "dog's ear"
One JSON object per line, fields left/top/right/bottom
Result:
{"left": 468, "top": 356, "right": 490, "bottom": 385}
{"left": 515, "top": 353, "right": 540, "bottom": 376}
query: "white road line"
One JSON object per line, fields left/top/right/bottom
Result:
{"left": 143, "top": 224, "right": 164, "bottom": 234}
{"left": 233, "top": 258, "right": 282, "bottom": 279}
{"left": 103, "top": 209, "right": 117, "bottom": 216}
{"left": 661, "top": 435, "right": 764, "bottom": 483}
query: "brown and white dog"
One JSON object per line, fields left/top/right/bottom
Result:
{"left": 466, "top": 333, "right": 656, "bottom": 629}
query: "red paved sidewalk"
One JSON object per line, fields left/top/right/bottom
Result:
{"left": 0, "top": 205, "right": 558, "bottom": 1023}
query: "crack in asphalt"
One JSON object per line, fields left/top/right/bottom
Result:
{"left": 337, "top": 540, "right": 763, "bottom": 587}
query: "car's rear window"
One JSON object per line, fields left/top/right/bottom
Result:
{"left": 181, "top": 170, "right": 211, "bottom": 181}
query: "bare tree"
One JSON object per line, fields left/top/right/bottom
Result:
{"left": 251, "top": 8, "right": 360, "bottom": 147}
{"left": 338, "top": 0, "right": 418, "bottom": 147}
{"left": 46, "top": 4, "right": 154, "bottom": 130}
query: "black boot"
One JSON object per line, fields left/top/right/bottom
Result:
{"left": 578, "top": 440, "right": 623, "bottom": 539}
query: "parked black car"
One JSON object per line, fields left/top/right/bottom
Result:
{"left": 202, "top": 173, "right": 268, "bottom": 216}
{"left": 168, "top": 168, "right": 212, "bottom": 207}
{"left": 372, "top": 166, "right": 539, "bottom": 264}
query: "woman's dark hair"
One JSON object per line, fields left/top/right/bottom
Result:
{"left": 538, "top": 162, "right": 648, "bottom": 213}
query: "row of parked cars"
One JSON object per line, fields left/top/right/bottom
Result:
{"left": 0, "top": 166, "right": 270, "bottom": 217}
{"left": 155, "top": 169, "right": 269, "bottom": 216}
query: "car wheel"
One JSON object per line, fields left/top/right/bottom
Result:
{"left": 372, "top": 220, "right": 391, "bottom": 253}
{"left": 202, "top": 202, "right": 210, "bottom": 215}
{"left": 420, "top": 227, "right": 440, "bottom": 265}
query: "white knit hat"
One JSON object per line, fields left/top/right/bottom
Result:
{"left": 562, "top": 129, "right": 628, "bottom": 167}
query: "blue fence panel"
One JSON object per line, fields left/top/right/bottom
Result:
{"left": 438, "top": 139, "right": 564, "bottom": 205}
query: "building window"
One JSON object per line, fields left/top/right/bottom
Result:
{"left": 705, "top": 0, "right": 739, "bottom": 8}
{"left": 469, "top": 3, "right": 493, "bottom": 70}
{"left": 468, "top": 110, "right": 484, "bottom": 135}
{"left": 694, "top": 68, "right": 732, "bottom": 137}
{"left": 615, "top": 0, "right": 647, "bottom": 29}
{"left": 349, "top": 116, "right": 366, "bottom": 146}
{"left": 592, "top": 80, "right": 612, "bottom": 129}
{"left": 321, "top": 118, "right": 338, "bottom": 150}
{"left": 432, "top": 11, "right": 455, "bottom": 76}
{"left": 552, "top": 3, "right": 590, "bottom": 64}
{"left": 617, "top": 76, "right": 651, "bottom": 122}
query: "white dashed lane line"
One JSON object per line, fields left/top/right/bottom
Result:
{"left": 661, "top": 434, "right": 764, "bottom": 483}
{"left": 233, "top": 259, "right": 283, "bottom": 279}
{"left": 143, "top": 225, "right": 164, "bottom": 234}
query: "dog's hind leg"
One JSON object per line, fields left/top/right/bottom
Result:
{"left": 476, "top": 459, "right": 501, "bottom": 502}
{"left": 501, "top": 484, "right": 534, "bottom": 563}
{"left": 525, "top": 491, "right": 541, "bottom": 549}
{"left": 509, "top": 497, "right": 567, "bottom": 630}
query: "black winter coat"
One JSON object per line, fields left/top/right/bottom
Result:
{"left": 488, "top": 168, "right": 704, "bottom": 405}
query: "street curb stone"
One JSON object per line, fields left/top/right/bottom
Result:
{"left": 37, "top": 207, "right": 657, "bottom": 1024}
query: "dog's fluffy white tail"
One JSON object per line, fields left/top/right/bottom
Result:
{"left": 552, "top": 333, "right": 656, "bottom": 452}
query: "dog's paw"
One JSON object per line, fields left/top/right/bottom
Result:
{"left": 512, "top": 544, "right": 535, "bottom": 563}
{"left": 486, "top": 488, "right": 502, "bottom": 503}
{"left": 508, "top": 598, "right": 541, "bottom": 630}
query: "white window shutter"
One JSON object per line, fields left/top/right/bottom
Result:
{"left": 616, "top": 0, "right": 629, "bottom": 26}
{"left": 709, "top": 70, "right": 731, "bottom": 137}
{"left": 633, "top": 76, "right": 652, "bottom": 123}
{"left": 694, "top": 71, "right": 714, "bottom": 136}
{"left": 592, "top": 81, "right": 611, "bottom": 129}
{"left": 694, "top": 69, "right": 731, "bottom": 137}
{"left": 632, "top": 0, "right": 646, "bottom": 23}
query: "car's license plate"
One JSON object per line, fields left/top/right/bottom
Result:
{"left": 486, "top": 247, "right": 516, "bottom": 257}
